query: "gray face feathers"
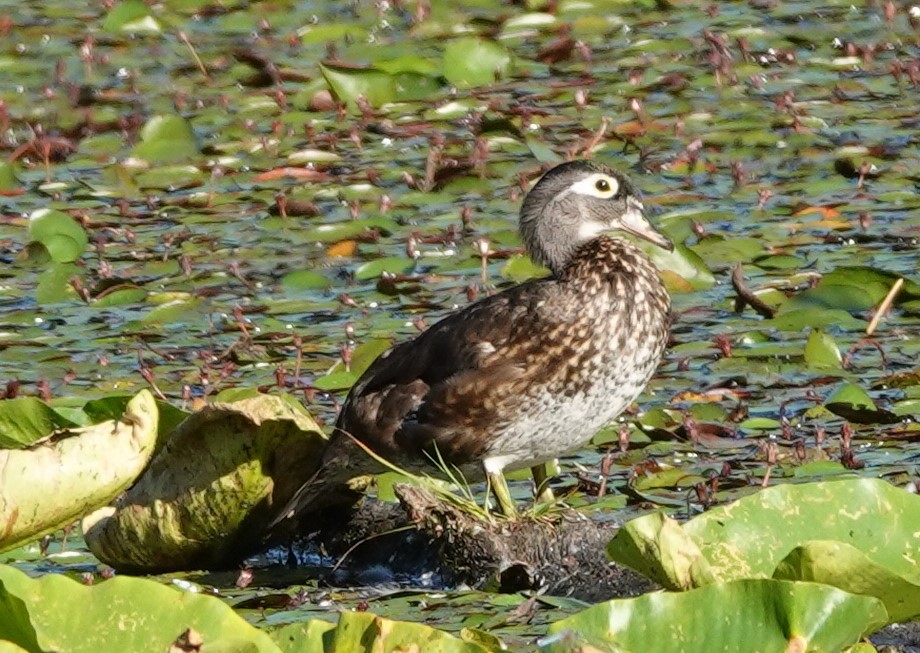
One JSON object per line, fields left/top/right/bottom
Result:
{"left": 519, "top": 161, "right": 673, "bottom": 275}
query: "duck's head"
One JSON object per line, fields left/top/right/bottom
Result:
{"left": 519, "top": 160, "right": 673, "bottom": 275}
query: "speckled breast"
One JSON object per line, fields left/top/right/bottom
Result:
{"left": 483, "top": 243, "right": 670, "bottom": 471}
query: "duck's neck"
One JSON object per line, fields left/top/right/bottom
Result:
{"left": 557, "top": 235, "right": 670, "bottom": 306}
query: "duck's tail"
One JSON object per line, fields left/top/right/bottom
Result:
{"left": 269, "top": 439, "right": 375, "bottom": 532}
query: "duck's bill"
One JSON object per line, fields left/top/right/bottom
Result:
{"left": 621, "top": 198, "right": 674, "bottom": 251}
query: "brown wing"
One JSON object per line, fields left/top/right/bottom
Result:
{"left": 334, "top": 277, "right": 559, "bottom": 467}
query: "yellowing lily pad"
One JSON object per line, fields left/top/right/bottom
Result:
{"left": 0, "top": 391, "right": 158, "bottom": 554}
{"left": 82, "top": 394, "right": 326, "bottom": 571}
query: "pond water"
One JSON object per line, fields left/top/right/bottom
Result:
{"left": 1, "top": 0, "right": 919, "bottom": 645}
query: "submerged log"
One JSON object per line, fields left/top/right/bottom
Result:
{"left": 306, "top": 484, "right": 654, "bottom": 602}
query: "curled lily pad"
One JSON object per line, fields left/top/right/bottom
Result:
{"left": 82, "top": 394, "right": 326, "bottom": 572}
{"left": 775, "top": 540, "right": 920, "bottom": 622}
{"left": 27, "top": 209, "right": 88, "bottom": 263}
{"left": 608, "top": 478, "right": 920, "bottom": 599}
{"left": 0, "top": 391, "right": 158, "bottom": 554}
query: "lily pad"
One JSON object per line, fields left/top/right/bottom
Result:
{"left": 804, "top": 328, "right": 842, "bottom": 370}
{"left": 775, "top": 540, "right": 920, "bottom": 622}
{"left": 501, "top": 254, "right": 548, "bottom": 282}
{"left": 317, "top": 338, "right": 394, "bottom": 391}
{"left": 0, "top": 397, "right": 67, "bottom": 449}
{"left": 544, "top": 579, "right": 886, "bottom": 653}
{"left": 0, "top": 391, "right": 158, "bottom": 554}
{"left": 102, "top": 0, "right": 162, "bottom": 34}
{"left": 320, "top": 63, "right": 397, "bottom": 108}
{"left": 271, "top": 611, "right": 492, "bottom": 653}
{"left": 442, "top": 37, "right": 511, "bottom": 88}
{"left": 0, "top": 162, "right": 20, "bottom": 191}
{"left": 0, "top": 564, "right": 279, "bottom": 652}
{"left": 27, "top": 209, "right": 88, "bottom": 264}
{"left": 822, "top": 383, "right": 899, "bottom": 424}
{"left": 643, "top": 243, "right": 715, "bottom": 291}
{"left": 779, "top": 267, "right": 920, "bottom": 315}
{"left": 130, "top": 115, "right": 198, "bottom": 163}
{"left": 82, "top": 394, "right": 327, "bottom": 571}
{"left": 354, "top": 256, "right": 414, "bottom": 280}
{"left": 608, "top": 478, "right": 920, "bottom": 599}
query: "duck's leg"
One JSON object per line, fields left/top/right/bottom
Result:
{"left": 531, "top": 462, "right": 556, "bottom": 505}
{"left": 483, "top": 458, "right": 518, "bottom": 517}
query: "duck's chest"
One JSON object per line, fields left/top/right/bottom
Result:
{"left": 486, "top": 279, "right": 668, "bottom": 466}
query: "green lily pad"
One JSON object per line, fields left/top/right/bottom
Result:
{"left": 102, "top": 0, "right": 162, "bottom": 34}
{"left": 320, "top": 63, "right": 397, "bottom": 108}
{"left": 354, "top": 256, "right": 414, "bottom": 280}
{"left": 0, "top": 397, "right": 66, "bottom": 449}
{"left": 779, "top": 267, "right": 920, "bottom": 315}
{"left": 0, "top": 162, "right": 20, "bottom": 191}
{"left": 34, "top": 263, "right": 80, "bottom": 304}
{"left": 374, "top": 55, "right": 441, "bottom": 76}
{"left": 825, "top": 382, "right": 875, "bottom": 411}
{"left": 312, "top": 370, "right": 359, "bottom": 392}
{"left": 608, "top": 478, "right": 920, "bottom": 601}
{"left": 819, "top": 382, "right": 899, "bottom": 424}
{"left": 775, "top": 540, "right": 920, "bottom": 622}
{"left": 305, "top": 217, "right": 399, "bottom": 243}
{"left": 133, "top": 164, "right": 205, "bottom": 189}
{"left": 643, "top": 243, "right": 715, "bottom": 291}
{"left": 0, "top": 564, "right": 279, "bottom": 652}
{"left": 501, "top": 254, "right": 548, "bottom": 282}
{"left": 442, "top": 37, "right": 511, "bottom": 88}
{"left": 690, "top": 235, "right": 764, "bottom": 265}
{"left": 28, "top": 209, "right": 88, "bottom": 264}
{"left": 93, "top": 286, "right": 148, "bottom": 307}
{"left": 792, "top": 460, "right": 849, "bottom": 478}
{"left": 281, "top": 270, "right": 329, "bottom": 292}
{"left": 271, "top": 611, "right": 491, "bottom": 653}
{"left": 767, "top": 308, "right": 865, "bottom": 332}
{"left": 804, "top": 328, "right": 842, "bottom": 370}
{"left": 544, "top": 579, "right": 886, "bottom": 653}
{"left": 317, "top": 338, "right": 394, "bottom": 391}
{"left": 326, "top": 338, "right": 393, "bottom": 379}
{"left": 130, "top": 115, "right": 198, "bottom": 163}
{"left": 79, "top": 395, "right": 187, "bottom": 447}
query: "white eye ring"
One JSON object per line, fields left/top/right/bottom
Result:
{"left": 569, "top": 173, "right": 619, "bottom": 199}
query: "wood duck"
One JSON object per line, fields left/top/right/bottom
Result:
{"left": 275, "top": 160, "right": 673, "bottom": 523}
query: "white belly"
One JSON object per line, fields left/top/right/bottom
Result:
{"left": 482, "top": 338, "right": 663, "bottom": 474}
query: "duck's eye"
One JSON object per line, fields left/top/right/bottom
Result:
{"left": 571, "top": 173, "right": 620, "bottom": 198}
